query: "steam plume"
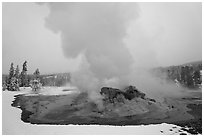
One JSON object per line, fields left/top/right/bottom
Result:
{"left": 45, "top": 3, "right": 138, "bottom": 96}
{"left": 44, "top": 3, "right": 194, "bottom": 104}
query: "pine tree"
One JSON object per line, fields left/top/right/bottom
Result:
{"left": 33, "top": 68, "right": 40, "bottom": 79}
{"left": 14, "top": 65, "right": 20, "bottom": 79}
{"left": 14, "top": 65, "right": 20, "bottom": 90}
{"left": 20, "top": 61, "right": 28, "bottom": 87}
{"left": 23, "top": 61, "right": 28, "bottom": 72}
{"left": 7, "top": 63, "right": 15, "bottom": 90}
{"left": 193, "top": 70, "right": 201, "bottom": 85}
{"left": 9, "top": 63, "right": 15, "bottom": 80}
{"left": 9, "top": 77, "right": 20, "bottom": 91}
{"left": 7, "top": 63, "right": 20, "bottom": 91}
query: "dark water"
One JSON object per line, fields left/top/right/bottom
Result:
{"left": 11, "top": 93, "right": 202, "bottom": 134}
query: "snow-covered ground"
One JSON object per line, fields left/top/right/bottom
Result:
{"left": 2, "top": 87, "right": 192, "bottom": 135}
{"left": 19, "top": 86, "right": 79, "bottom": 96}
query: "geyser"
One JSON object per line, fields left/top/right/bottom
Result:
{"left": 44, "top": 3, "right": 194, "bottom": 105}
{"left": 44, "top": 3, "right": 139, "bottom": 102}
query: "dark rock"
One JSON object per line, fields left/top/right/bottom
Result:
{"left": 148, "top": 98, "right": 156, "bottom": 102}
{"left": 100, "top": 85, "right": 148, "bottom": 103}
{"left": 123, "top": 85, "right": 146, "bottom": 100}
{"left": 100, "top": 87, "right": 125, "bottom": 103}
{"left": 100, "top": 86, "right": 156, "bottom": 103}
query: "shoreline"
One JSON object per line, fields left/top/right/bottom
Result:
{"left": 2, "top": 90, "right": 194, "bottom": 135}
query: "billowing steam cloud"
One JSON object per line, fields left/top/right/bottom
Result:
{"left": 44, "top": 3, "right": 139, "bottom": 101}
{"left": 44, "top": 3, "right": 193, "bottom": 104}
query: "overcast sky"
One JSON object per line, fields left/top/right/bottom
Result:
{"left": 2, "top": 2, "right": 202, "bottom": 74}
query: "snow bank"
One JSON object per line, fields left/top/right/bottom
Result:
{"left": 2, "top": 89, "right": 191, "bottom": 135}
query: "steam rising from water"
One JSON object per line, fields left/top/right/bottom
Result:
{"left": 45, "top": 3, "right": 138, "bottom": 90}
{"left": 44, "top": 3, "right": 193, "bottom": 103}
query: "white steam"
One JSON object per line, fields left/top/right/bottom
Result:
{"left": 44, "top": 3, "right": 192, "bottom": 103}
{"left": 45, "top": 3, "right": 138, "bottom": 91}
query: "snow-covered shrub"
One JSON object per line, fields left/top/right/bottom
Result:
{"left": 30, "top": 79, "right": 42, "bottom": 93}
{"left": 7, "top": 77, "right": 20, "bottom": 91}
{"left": 2, "top": 81, "right": 7, "bottom": 91}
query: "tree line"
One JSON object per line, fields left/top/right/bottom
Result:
{"left": 152, "top": 62, "right": 202, "bottom": 89}
{"left": 3, "top": 61, "right": 40, "bottom": 91}
{"left": 166, "top": 64, "right": 202, "bottom": 89}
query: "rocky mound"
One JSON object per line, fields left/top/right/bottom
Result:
{"left": 100, "top": 85, "right": 155, "bottom": 104}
